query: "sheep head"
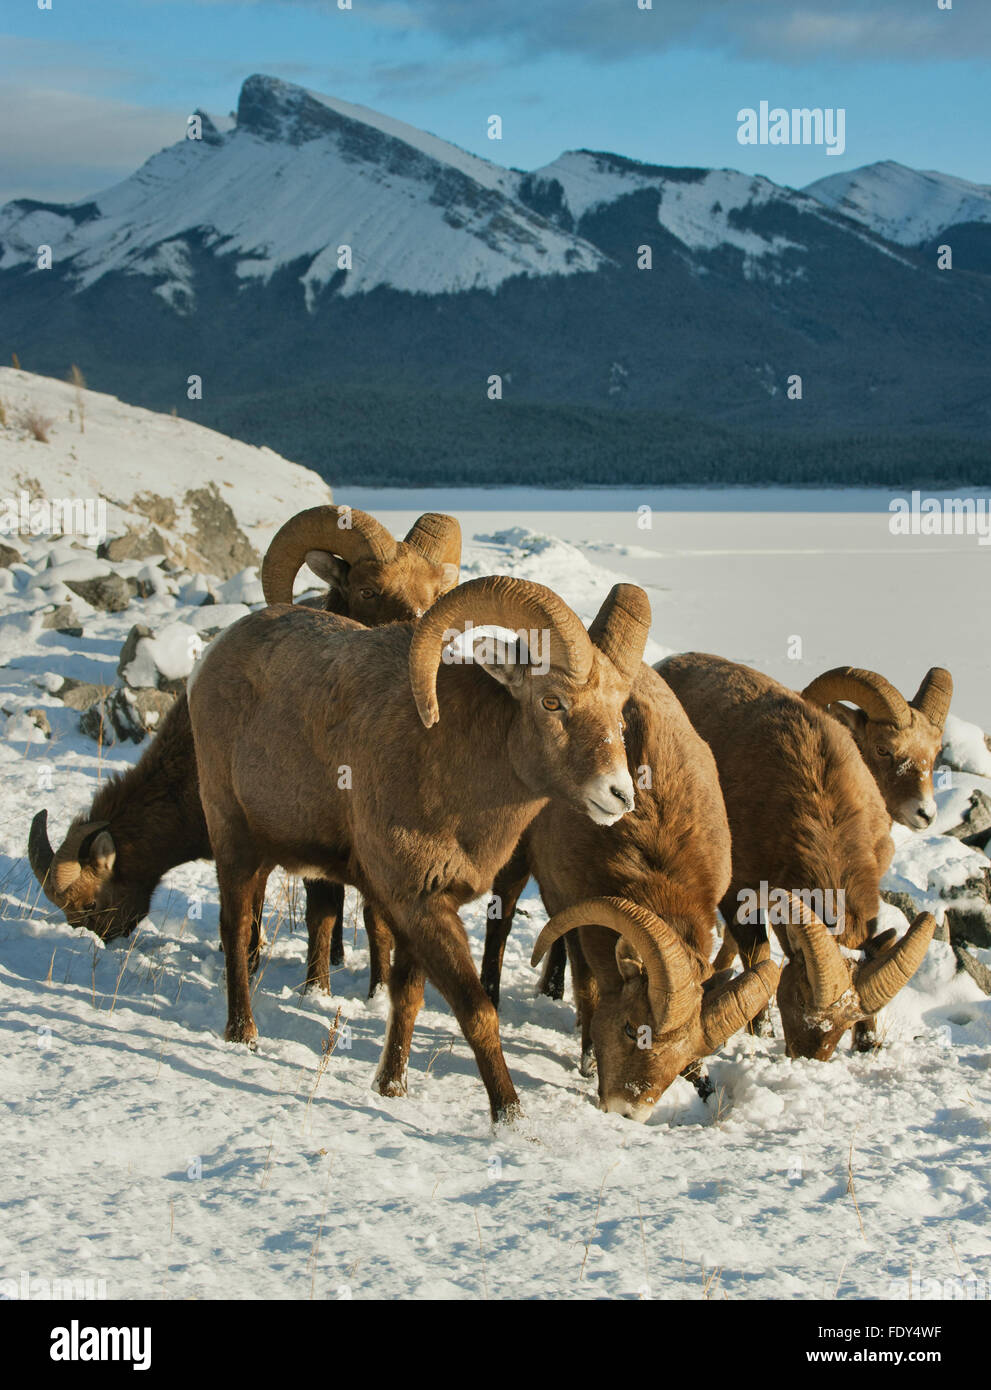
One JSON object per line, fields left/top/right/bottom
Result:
{"left": 802, "top": 666, "right": 952, "bottom": 830}
{"left": 777, "top": 893, "right": 935, "bottom": 1059}
{"left": 533, "top": 898, "right": 778, "bottom": 1120}
{"left": 408, "top": 579, "right": 650, "bottom": 825}
{"left": 262, "top": 505, "right": 461, "bottom": 624}
{"left": 28, "top": 810, "right": 145, "bottom": 942}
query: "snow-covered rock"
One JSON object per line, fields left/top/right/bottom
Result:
{"left": 0, "top": 366, "right": 334, "bottom": 577}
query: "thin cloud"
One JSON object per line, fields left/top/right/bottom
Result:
{"left": 0, "top": 84, "right": 183, "bottom": 204}
{"left": 168, "top": 0, "right": 991, "bottom": 62}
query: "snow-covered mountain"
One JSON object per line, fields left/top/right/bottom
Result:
{"left": 519, "top": 150, "right": 837, "bottom": 262}
{"left": 2, "top": 76, "right": 989, "bottom": 481}
{"left": 0, "top": 75, "right": 605, "bottom": 308}
{"left": 805, "top": 160, "right": 991, "bottom": 246}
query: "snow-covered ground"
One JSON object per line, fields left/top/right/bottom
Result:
{"left": 2, "top": 384, "right": 990, "bottom": 1301}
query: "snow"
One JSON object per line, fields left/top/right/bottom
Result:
{"left": 806, "top": 160, "right": 991, "bottom": 246}
{"left": 123, "top": 623, "right": 202, "bottom": 688}
{"left": 2, "top": 424, "right": 990, "bottom": 1300}
{"left": 942, "top": 713, "right": 991, "bottom": 779}
{"left": 0, "top": 367, "right": 333, "bottom": 559}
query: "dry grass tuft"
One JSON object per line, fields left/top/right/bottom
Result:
{"left": 19, "top": 407, "right": 54, "bottom": 443}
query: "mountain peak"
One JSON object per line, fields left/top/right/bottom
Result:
{"left": 236, "top": 74, "right": 342, "bottom": 144}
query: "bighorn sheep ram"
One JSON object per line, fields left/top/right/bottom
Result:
{"left": 28, "top": 507, "right": 461, "bottom": 998}
{"left": 479, "top": 663, "right": 777, "bottom": 1119}
{"left": 801, "top": 666, "right": 952, "bottom": 829}
{"left": 712, "top": 663, "right": 952, "bottom": 977}
{"left": 187, "top": 577, "right": 650, "bottom": 1119}
{"left": 656, "top": 653, "right": 935, "bottom": 1059}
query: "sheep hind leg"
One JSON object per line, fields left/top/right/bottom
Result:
{"left": 480, "top": 842, "right": 530, "bottom": 1009}
{"left": 247, "top": 870, "right": 271, "bottom": 977}
{"left": 725, "top": 903, "right": 774, "bottom": 1038}
{"left": 303, "top": 879, "right": 344, "bottom": 994}
{"left": 364, "top": 902, "right": 393, "bottom": 997}
{"left": 374, "top": 938, "right": 424, "bottom": 1098}
{"left": 408, "top": 901, "right": 521, "bottom": 1123}
{"left": 215, "top": 853, "right": 268, "bottom": 1047}
{"left": 562, "top": 933, "right": 599, "bottom": 1077}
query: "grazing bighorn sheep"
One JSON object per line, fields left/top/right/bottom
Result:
{"left": 479, "top": 663, "right": 776, "bottom": 1118}
{"left": 28, "top": 507, "right": 461, "bottom": 998}
{"left": 801, "top": 667, "right": 952, "bottom": 830}
{"left": 657, "top": 653, "right": 935, "bottom": 1059}
{"left": 188, "top": 577, "right": 649, "bottom": 1119}
{"left": 533, "top": 899, "right": 778, "bottom": 1121}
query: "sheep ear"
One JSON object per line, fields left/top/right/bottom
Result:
{"left": 438, "top": 563, "right": 459, "bottom": 593}
{"left": 304, "top": 549, "right": 349, "bottom": 592}
{"left": 469, "top": 633, "right": 526, "bottom": 696}
{"left": 615, "top": 937, "right": 644, "bottom": 984}
{"left": 85, "top": 829, "right": 116, "bottom": 877}
{"left": 831, "top": 704, "right": 867, "bottom": 736}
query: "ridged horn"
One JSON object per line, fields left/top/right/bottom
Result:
{"left": 532, "top": 897, "right": 700, "bottom": 1034}
{"left": 30, "top": 815, "right": 110, "bottom": 902}
{"left": 801, "top": 667, "right": 910, "bottom": 728}
{"left": 28, "top": 809, "right": 55, "bottom": 893}
{"left": 856, "top": 913, "right": 935, "bottom": 1013}
{"left": 701, "top": 960, "right": 780, "bottom": 1052}
{"left": 408, "top": 576, "right": 593, "bottom": 729}
{"left": 783, "top": 894, "right": 851, "bottom": 1008}
{"left": 586, "top": 584, "right": 652, "bottom": 683}
{"left": 403, "top": 513, "right": 462, "bottom": 569}
{"left": 910, "top": 668, "right": 953, "bottom": 731}
{"left": 261, "top": 506, "right": 397, "bottom": 605}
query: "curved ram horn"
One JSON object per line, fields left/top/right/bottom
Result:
{"left": 909, "top": 668, "right": 953, "bottom": 731}
{"left": 701, "top": 959, "right": 779, "bottom": 1052}
{"left": 261, "top": 506, "right": 397, "bottom": 605}
{"left": 533, "top": 896, "right": 699, "bottom": 1034}
{"left": 801, "top": 667, "right": 910, "bottom": 729}
{"left": 28, "top": 809, "right": 55, "bottom": 892}
{"left": 408, "top": 576, "right": 594, "bottom": 729}
{"left": 586, "top": 584, "right": 652, "bottom": 683}
{"left": 856, "top": 913, "right": 935, "bottom": 1014}
{"left": 783, "top": 893, "right": 851, "bottom": 1008}
{"left": 403, "top": 513, "right": 462, "bottom": 569}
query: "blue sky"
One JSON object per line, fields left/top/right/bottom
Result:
{"left": 2, "top": 0, "right": 989, "bottom": 204}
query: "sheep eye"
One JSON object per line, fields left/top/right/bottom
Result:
{"left": 542, "top": 696, "right": 562, "bottom": 712}
{"left": 624, "top": 1022, "right": 637, "bottom": 1041}
{"left": 359, "top": 589, "right": 378, "bottom": 600}
{"left": 876, "top": 745, "right": 892, "bottom": 758}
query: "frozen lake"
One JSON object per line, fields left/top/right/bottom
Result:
{"left": 347, "top": 487, "right": 991, "bottom": 729}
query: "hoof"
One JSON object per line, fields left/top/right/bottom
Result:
{"left": 225, "top": 1021, "right": 259, "bottom": 1047}
{"left": 494, "top": 1100, "right": 524, "bottom": 1125}
{"left": 579, "top": 1047, "right": 598, "bottom": 1079}
{"left": 330, "top": 946, "right": 345, "bottom": 968}
{"left": 376, "top": 1075, "right": 407, "bottom": 1098}
{"left": 302, "top": 977, "right": 331, "bottom": 997}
